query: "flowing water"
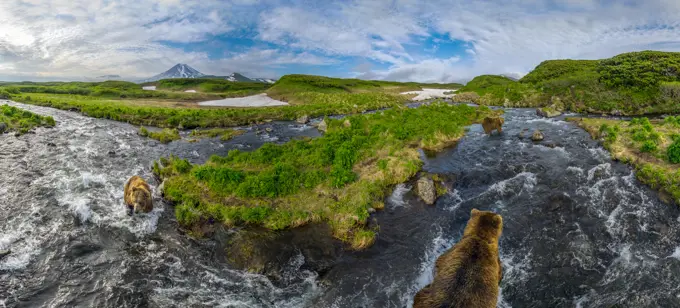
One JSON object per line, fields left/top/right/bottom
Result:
{"left": 2, "top": 101, "right": 680, "bottom": 307}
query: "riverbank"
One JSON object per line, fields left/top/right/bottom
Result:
{"left": 0, "top": 104, "right": 55, "bottom": 135}
{"left": 153, "top": 103, "right": 499, "bottom": 251}
{"left": 569, "top": 116, "right": 680, "bottom": 204}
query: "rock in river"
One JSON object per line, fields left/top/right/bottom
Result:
{"left": 0, "top": 122, "right": 7, "bottom": 134}
{"left": 532, "top": 130, "right": 544, "bottom": 141}
{"left": 317, "top": 119, "right": 328, "bottom": 132}
{"left": 417, "top": 175, "right": 437, "bottom": 205}
{"left": 296, "top": 115, "right": 309, "bottom": 124}
{"left": 0, "top": 249, "right": 10, "bottom": 260}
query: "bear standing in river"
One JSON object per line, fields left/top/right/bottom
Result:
{"left": 413, "top": 209, "right": 503, "bottom": 308}
{"left": 482, "top": 116, "right": 504, "bottom": 135}
{"left": 124, "top": 176, "right": 153, "bottom": 215}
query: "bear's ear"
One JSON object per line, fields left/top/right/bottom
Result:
{"left": 471, "top": 208, "right": 480, "bottom": 215}
{"left": 492, "top": 214, "right": 503, "bottom": 226}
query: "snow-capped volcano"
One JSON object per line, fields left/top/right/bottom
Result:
{"left": 142, "top": 64, "right": 205, "bottom": 82}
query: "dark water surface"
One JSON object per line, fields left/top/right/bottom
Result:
{"left": 2, "top": 101, "right": 680, "bottom": 307}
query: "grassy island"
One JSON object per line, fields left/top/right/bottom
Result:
{"left": 0, "top": 104, "right": 56, "bottom": 135}
{"left": 455, "top": 51, "right": 680, "bottom": 115}
{"left": 154, "top": 103, "right": 498, "bottom": 249}
{"left": 570, "top": 116, "right": 680, "bottom": 204}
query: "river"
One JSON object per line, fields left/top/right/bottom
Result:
{"left": 1, "top": 101, "right": 680, "bottom": 307}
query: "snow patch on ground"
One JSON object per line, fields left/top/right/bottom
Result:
{"left": 142, "top": 86, "right": 156, "bottom": 91}
{"left": 400, "top": 88, "right": 456, "bottom": 101}
{"left": 197, "top": 93, "right": 289, "bottom": 107}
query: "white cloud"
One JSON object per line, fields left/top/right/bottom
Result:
{"left": 1, "top": 0, "right": 680, "bottom": 82}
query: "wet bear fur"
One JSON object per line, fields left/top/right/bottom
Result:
{"left": 482, "top": 117, "right": 504, "bottom": 135}
{"left": 413, "top": 209, "right": 503, "bottom": 308}
{"left": 124, "top": 176, "right": 153, "bottom": 214}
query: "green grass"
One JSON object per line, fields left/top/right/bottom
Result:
{"left": 2, "top": 75, "right": 459, "bottom": 128}
{"left": 10, "top": 92, "right": 407, "bottom": 129}
{"left": 0, "top": 104, "right": 56, "bottom": 135}
{"left": 139, "top": 127, "right": 180, "bottom": 143}
{"left": 154, "top": 78, "right": 271, "bottom": 97}
{"left": 267, "top": 74, "right": 461, "bottom": 104}
{"left": 570, "top": 116, "right": 680, "bottom": 204}
{"left": 154, "top": 103, "right": 498, "bottom": 249}
{"left": 458, "top": 51, "right": 680, "bottom": 115}
{"left": 456, "top": 75, "right": 543, "bottom": 107}
{"left": 190, "top": 128, "right": 246, "bottom": 141}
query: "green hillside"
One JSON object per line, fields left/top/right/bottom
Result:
{"left": 456, "top": 51, "right": 680, "bottom": 115}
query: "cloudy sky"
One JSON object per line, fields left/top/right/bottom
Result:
{"left": 1, "top": 0, "right": 679, "bottom": 82}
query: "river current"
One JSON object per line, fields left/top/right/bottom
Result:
{"left": 1, "top": 101, "right": 680, "bottom": 307}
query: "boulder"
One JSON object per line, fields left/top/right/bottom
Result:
{"left": 318, "top": 119, "right": 328, "bottom": 132}
{"left": 610, "top": 109, "right": 623, "bottom": 116}
{"left": 343, "top": 119, "right": 351, "bottom": 128}
{"left": 0, "top": 122, "right": 6, "bottom": 134}
{"left": 296, "top": 115, "right": 309, "bottom": 124}
{"left": 0, "top": 249, "right": 10, "bottom": 260}
{"left": 265, "top": 127, "right": 273, "bottom": 133}
{"left": 532, "top": 130, "right": 544, "bottom": 141}
{"left": 536, "top": 107, "right": 561, "bottom": 118}
{"left": 416, "top": 176, "right": 437, "bottom": 205}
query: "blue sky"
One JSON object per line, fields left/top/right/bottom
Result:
{"left": 1, "top": 0, "right": 680, "bottom": 82}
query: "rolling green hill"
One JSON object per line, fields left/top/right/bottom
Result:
{"left": 456, "top": 51, "right": 680, "bottom": 115}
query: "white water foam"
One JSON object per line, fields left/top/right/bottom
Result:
{"left": 483, "top": 172, "right": 537, "bottom": 197}
{"left": 445, "top": 189, "right": 464, "bottom": 211}
{"left": 534, "top": 144, "right": 570, "bottom": 158}
{"left": 388, "top": 184, "right": 411, "bottom": 208}
{"left": 586, "top": 163, "right": 611, "bottom": 182}
{"left": 407, "top": 226, "right": 457, "bottom": 307}
{"left": 589, "top": 148, "right": 611, "bottom": 162}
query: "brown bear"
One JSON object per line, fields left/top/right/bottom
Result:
{"left": 482, "top": 117, "right": 504, "bottom": 135}
{"left": 124, "top": 176, "right": 153, "bottom": 215}
{"left": 413, "top": 209, "right": 503, "bottom": 308}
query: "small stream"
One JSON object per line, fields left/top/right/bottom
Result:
{"left": 2, "top": 101, "right": 680, "bottom": 307}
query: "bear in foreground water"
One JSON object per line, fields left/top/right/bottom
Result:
{"left": 413, "top": 209, "right": 503, "bottom": 308}
{"left": 124, "top": 176, "right": 153, "bottom": 215}
{"left": 482, "top": 117, "right": 504, "bottom": 135}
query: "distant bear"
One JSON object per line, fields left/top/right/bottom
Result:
{"left": 413, "top": 209, "right": 503, "bottom": 308}
{"left": 482, "top": 117, "right": 504, "bottom": 135}
{"left": 124, "top": 176, "right": 153, "bottom": 215}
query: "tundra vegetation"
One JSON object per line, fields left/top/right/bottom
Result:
{"left": 569, "top": 116, "right": 680, "bottom": 204}
{"left": 455, "top": 51, "right": 680, "bottom": 115}
{"left": 0, "top": 75, "right": 462, "bottom": 130}
{"left": 154, "top": 103, "right": 498, "bottom": 249}
{"left": 0, "top": 104, "right": 56, "bottom": 135}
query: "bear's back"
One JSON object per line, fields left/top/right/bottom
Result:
{"left": 414, "top": 236, "right": 500, "bottom": 308}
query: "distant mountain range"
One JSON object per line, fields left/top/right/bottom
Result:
{"left": 140, "top": 64, "right": 276, "bottom": 84}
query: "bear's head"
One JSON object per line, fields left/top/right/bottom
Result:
{"left": 132, "top": 186, "right": 153, "bottom": 214}
{"left": 463, "top": 209, "right": 503, "bottom": 242}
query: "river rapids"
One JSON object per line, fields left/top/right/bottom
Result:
{"left": 1, "top": 101, "right": 680, "bottom": 307}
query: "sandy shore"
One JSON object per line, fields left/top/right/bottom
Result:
{"left": 400, "top": 88, "right": 456, "bottom": 101}
{"left": 198, "top": 93, "right": 289, "bottom": 107}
